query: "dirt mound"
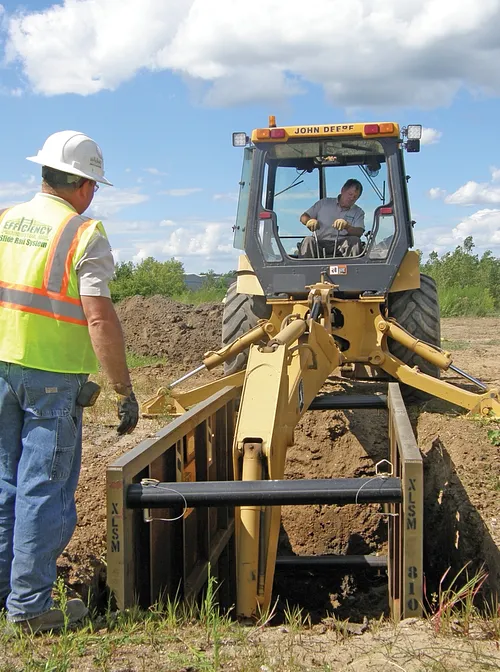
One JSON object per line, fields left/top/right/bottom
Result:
{"left": 116, "top": 295, "right": 224, "bottom": 368}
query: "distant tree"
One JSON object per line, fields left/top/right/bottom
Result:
{"left": 200, "top": 269, "right": 236, "bottom": 291}
{"left": 109, "top": 257, "right": 186, "bottom": 302}
{"left": 421, "top": 237, "right": 500, "bottom": 316}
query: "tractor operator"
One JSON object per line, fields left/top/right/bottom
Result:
{"left": 0, "top": 131, "right": 139, "bottom": 633}
{"left": 299, "top": 178, "right": 365, "bottom": 257}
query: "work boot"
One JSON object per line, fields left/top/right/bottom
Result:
{"left": 6, "top": 599, "right": 88, "bottom": 634}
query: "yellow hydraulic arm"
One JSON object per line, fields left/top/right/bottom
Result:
{"left": 231, "top": 285, "right": 343, "bottom": 616}
{"left": 141, "top": 320, "right": 277, "bottom": 416}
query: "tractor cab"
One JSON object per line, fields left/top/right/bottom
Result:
{"left": 232, "top": 118, "right": 422, "bottom": 298}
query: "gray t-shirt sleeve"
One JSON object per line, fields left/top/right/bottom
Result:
{"left": 353, "top": 207, "right": 365, "bottom": 230}
{"left": 305, "top": 200, "right": 322, "bottom": 219}
{"left": 75, "top": 232, "right": 115, "bottom": 298}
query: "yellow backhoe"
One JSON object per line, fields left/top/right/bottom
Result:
{"left": 111, "top": 118, "right": 499, "bottom": 621}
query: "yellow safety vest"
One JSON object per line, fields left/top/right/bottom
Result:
{"left": 0, "top": 194, "right": 108, "bottom": 373}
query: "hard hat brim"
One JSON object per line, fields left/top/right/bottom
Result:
{"left": 26, "top": 155, "right": 113, "bottom": 186}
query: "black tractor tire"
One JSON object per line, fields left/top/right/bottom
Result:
{"left": 387, "top": 274, "right": 441, "bottom": 404}
{"left": 222, "top": 282, "right": 272, "bottom": 376}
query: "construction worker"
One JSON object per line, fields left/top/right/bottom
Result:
{"left": 0, "top": 131, "right": 139, "bottom": 633}
{"left": 299, "top": 178, "right": 365, "bottom": 257}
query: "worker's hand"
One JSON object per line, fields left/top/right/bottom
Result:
{"left": 332, "top": 218, "right": 349, "bottom": 231}
{"left": 305, "top": 218, "right": 318, "bottom": 231}
{"left": 116, "top": 390, "right": 139, "bottom": 435}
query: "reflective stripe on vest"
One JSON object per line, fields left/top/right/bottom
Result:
{"left": 0, "top": 284, "right": 86, "bottom": 323}
{"left": 0, "top": 211, "right": 95, "bottom": 326}
{"left": 44, "top": 213, "right": 91, "bottom": 293}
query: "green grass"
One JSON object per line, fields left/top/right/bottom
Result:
{"left": 2, "top": 569, "right": 500, "bottom": 672}
{"left": 172, "top": 287, "right": 227, "bottom": 305}
{"left": 440, "top": 338, "right": 471, "bottom": 351}
{"left": 125, "top": 352, "right": 166, "bottom": 369}
{"left": 438, "top": 285, "right": 497, "bottom": 317}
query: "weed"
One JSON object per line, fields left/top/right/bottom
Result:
{"left": 283, "top": 601, "right": 311, "bottom": 632}
{"left": 126, "top": 352, "right": 166, "bottom": 369}
{"left": 480, "top": 597, "right": 500, "bottom": 641}
{"left": 441, "top": 338, "right": 471, "bottom": 351}
{"left": 428, "top": 564, "right": 488, "bottom": 635}
{"left": 487, "top": 429, "right": 500, "bottom": 446}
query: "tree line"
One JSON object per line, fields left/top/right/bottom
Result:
{"left": 109, "top": 257, "right": 234, "bottom": 304}
{"left": 109, "top": 237, "right": 499, "bottom": 317}
{"left": 420, "top": 236, "right": 500, "bottom": 317}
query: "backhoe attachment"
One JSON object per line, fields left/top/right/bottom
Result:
{"left": 141, "top": 319, "right": 277, "bottom": 416}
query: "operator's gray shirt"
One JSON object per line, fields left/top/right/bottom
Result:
{"left": 305, "top": 197, "right": 365, "bottom": 243}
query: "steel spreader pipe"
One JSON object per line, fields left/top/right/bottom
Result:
{"left": 127, "top": 477, "right": 402, "bottom": 508}
{"left": 275, "top": 554, "right": 388, "bottom": 570}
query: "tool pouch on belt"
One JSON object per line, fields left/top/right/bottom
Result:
{"left": 76, "top": 381, "right": 101, "bottom": 407}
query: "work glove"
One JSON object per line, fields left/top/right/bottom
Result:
{"left": 332, "top": 218, "right": 349, "bottom": 231}
{"left": 305, "top": 218, "right": 318, "bottom": 231}
{"left": 116, "top": 390, "right": 139, "bottom": 435}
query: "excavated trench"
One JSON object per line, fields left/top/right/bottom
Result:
{"left": 61, "top": 298, "right": 500, "bottom": 620}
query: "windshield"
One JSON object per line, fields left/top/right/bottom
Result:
{"left": 258, "top": 138, "right": 393, "bottom": 260}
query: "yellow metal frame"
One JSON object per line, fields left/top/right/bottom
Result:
{"left": 388, "top": 383, "right": 423, "bottom": 620}
{"left": 107, "top": 386, "right": 239, "bottom": 609}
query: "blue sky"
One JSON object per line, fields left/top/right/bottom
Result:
{"left": 1, "top": 0, "right": 500, "bottom": 273}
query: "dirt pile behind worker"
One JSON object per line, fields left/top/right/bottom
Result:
{"left": 115, "top": 295, "right": 224, "bottom": 367}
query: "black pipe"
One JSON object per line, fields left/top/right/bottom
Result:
{"left": 127, "top": 477, "right": 402, "bottom": 508}
{"left": 309, "top": 394, "right": 387, "bottom": 410}
{"left": 276, "top": 555, "right": 387, "bottom": 570}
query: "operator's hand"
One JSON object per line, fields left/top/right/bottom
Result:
{"left": 332, "top": 218, "right": 349, "bottom": 231}
{"left": 116, "top": 390, "right": 139, "bottom": 435}
{"left": 305, "top": 218, "right": 318, "bottom": 231}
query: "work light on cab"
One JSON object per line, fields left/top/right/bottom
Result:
{"left": 232, "top": 132, "right": 249, "bottom": 147}
{"left": 406, "top": 125, "right": 422, "bottom": 139}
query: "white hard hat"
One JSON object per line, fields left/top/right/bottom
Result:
{"left": 27, "top": 130, "right": 113, "bottom": 186}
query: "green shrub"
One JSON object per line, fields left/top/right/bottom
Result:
{"left": 438, "top": 285, "right": 496, "bottom": 317}
{"left": 173, "top": 288, "right": 227, "bottom": 305}
{"left": 110, "top": 257, "right": 185, "bottom": 301}
{"left": 421, "top": 237, "right": 500, "bottom": 317}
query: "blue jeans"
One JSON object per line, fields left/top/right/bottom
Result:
{"left": 0, "top": 362, "right": 87, "bottom": 621}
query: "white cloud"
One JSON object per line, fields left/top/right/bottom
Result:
{"left": 445, "top": 167, "right": 500, "bottom": 205}
{"left": 125, "top": 219, "right": 237, "bottom": 271}
{"left": 161, "top": 188, "right": 202, "bottom": 197}
{"left": 452, "top": 209, "right": 500, "bottom": 248}
{"left": 428, "top": 187, "right": 447, "bottom": 200}
{"left": 159, "top": 219, "right": 176, "bottom": 227}
{"left": 4, "top": 0, "right": 500, "bottom": 107}
{"left": 0, "top": 177, "right": 38, "bottom": 203}
{"left": 89, "top": 188, "right": 149, "bottom": 218}
{"left": 421, "top": 127, "right": 442, "bottom": 145}
{"left": 143, "top": 167, "right": 167, "bottom": 176}
{"left": 416, "top": 209, "right": 500, "bottom": 258}
{"left": 213, "top": 192, "right": 238, "bottom": 202}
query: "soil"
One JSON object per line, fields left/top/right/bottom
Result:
{"left": 116, "top": 295, "right": 224, "bottom": 377}
{"left": 62, "top": 305, "right": 500, "bottom": 624}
